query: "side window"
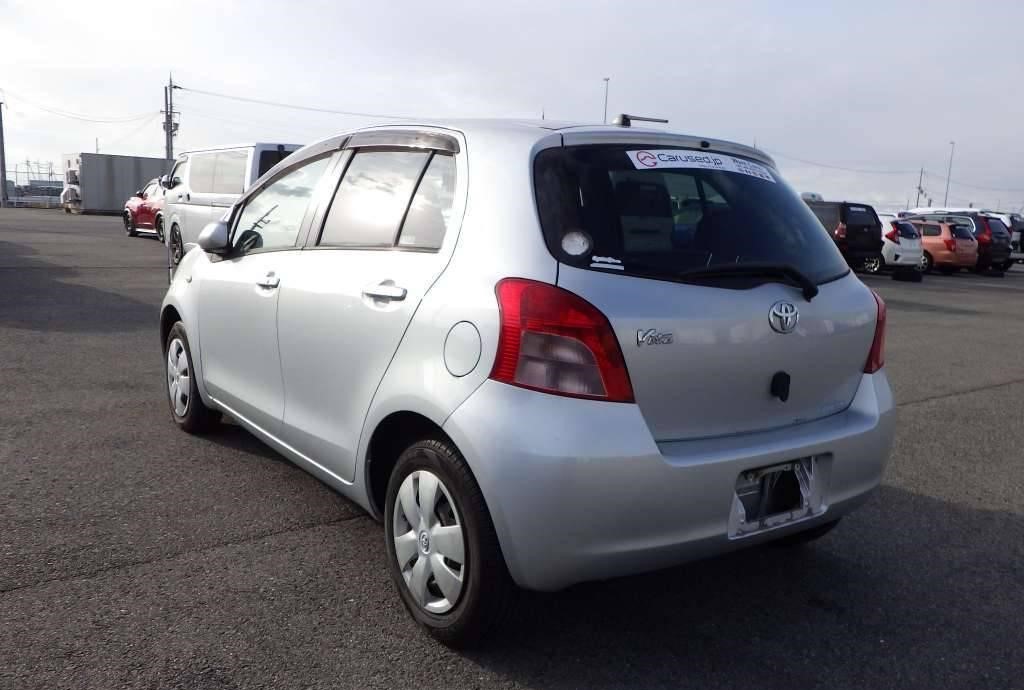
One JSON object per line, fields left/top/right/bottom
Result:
{"left": 189, "top": 153, "right": 215, "bottom": 193}
{"left": 170, "top": 159, "right": 188, "bottom": 186}
{"left": 319, "top": 150, "right": 429, "bottom": 247}
{"left": 142, "top": 183, "right": 157, "bottom": 198}
{"left": 258, "top": 149, "right": 294, "bottom": 178}
{"left": 213, "top": 150, "right": 248, "bottom": 195}
{"left": 232, "top": 156, "right": 332, "bottom": 255}
{"left": 923, "top": 224, "right": 941, "bottom": 237}
{"left": 398, "top": 153, "right": 456, "bottom": 250}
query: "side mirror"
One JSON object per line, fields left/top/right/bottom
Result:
{"left": 159, "top": 175, "right": 170, "bottom": 189}
{"left": 134, "top": 190, "right": 144, "bottom": 198}
{"left": 197, "top": 220, "right": 230, "bottom": 254}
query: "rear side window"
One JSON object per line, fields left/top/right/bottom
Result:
{"left": 894, "top": 221, "right": 918, "bottom": 239}
{"left": 189, "top": 154, "right": 215, "bottom": 193}
{"left": 398, "top": 153, "right": 456, "bottom": 250}
{"left": 951, "top": 224, "right": 974, "bottom": 240}
{"left": 534, "top": 146, "right": 848, "bottom": 284}
{"left": 807, "top": 203, "right": 840, "bottom": 230}
{"left": 986, "top": 217, "right": 1010, "bottom": 235}
{"left": 258, "top": 148, "right": 295, "bottom": 178}
{"left": 920, "top": 224, "right": 941, "bottom": 237}
{"left": 844, "top": 205, "right": 879, "bottom": 227}
{"left": 213, "top": 150, "right": 248, "bottom": 195}
{"left": 319, "top": 150, "right": 429, "bottom": 247}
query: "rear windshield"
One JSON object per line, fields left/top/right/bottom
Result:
{"left": 986, "top": 217, "right": 1010, "bottom": 236}
{"left": 534, "top": 145, "right": 849, "bottom": 284}
{"left": 844, "top": 205, "right": 880, "bottom": 227}
{"left": 951, "top": 224, "right": 974, "bottom": 240}
{"left": 894, "top": 221, "right": 918, "bottom": 239}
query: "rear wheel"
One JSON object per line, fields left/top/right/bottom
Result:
{"left": 862, "top": 255, "right": 882, "bottom": 274}
{"left": 1001, "top": 260, "right": 1013, "bottom": 272}
{"left": 123, "top": 211, "right": 137, "bottom": 237}
{"left": 772, "top": 519, "right": 841, "bottom": 547}
{"left": 155, "top": 215, "right": 165, "bottom": 243}
{"left": 921, "top": 252, "right": 933, "bottom": 273}
{"left": 385, "top": 437, "right": 516, "bottom": 647}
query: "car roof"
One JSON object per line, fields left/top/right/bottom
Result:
{"left": 287, "top": 118, "right": 777, "bottom": 169}
{"left": 179, "top": 142, "right": 302, "bottom": 156}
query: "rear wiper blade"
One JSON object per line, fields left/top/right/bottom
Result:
{"left": 674, "top": 263, "right": 820, "bottom": 302}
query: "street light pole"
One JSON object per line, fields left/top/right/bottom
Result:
{"left": 0, "top": 98, "right": 8, "bottom": 208}
{"left": 943, "top": 141, "right": 955, "bottom": 206}
{"left": 602, "top": 77, "right": 610, "bottom": 124}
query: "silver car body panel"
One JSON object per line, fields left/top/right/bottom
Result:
{"left": 161, "top": 119, "right": 895, "bottom": 591}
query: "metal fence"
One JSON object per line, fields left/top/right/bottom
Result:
{"left": 3, "top": 162, "right": 64, "bottom": 208}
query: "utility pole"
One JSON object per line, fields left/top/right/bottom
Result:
{"left": 602, "top": 77, "right": 610, "bottom": 124}
{"left": 162, "top": 74, "right": 179, "bottom": 160}
{"left": 915, "top": 167, "right": 925, "bottom": 207}
{"left": 0, "top": 98, "right": 8, "bottom": 208}
{"left": 95, "top": 137, "right": 99, "bottom": 154}
{"left": 943, "top": 141, "right": 955, "bottom": 206}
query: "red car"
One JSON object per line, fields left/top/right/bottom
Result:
{"left": 123, "top": 178, "right": 165, "bottom": 241}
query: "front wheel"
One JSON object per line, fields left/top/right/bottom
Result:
{"left": 123, "top": 211, "right": 137, "bottom": 237}
{"left": 170, "top": 224, "right": 184, "bottom": 265}
{"left": 862, "top": 255, "right": 883, "bottom": 274}
{"left": 385, "top": 438, "right": 516, "bottom": 647}
{"left": 165, "top": 323, "right": 220, "bottom": 434}
{"left": 155, "top": 215, "right": 165, "bottom": 243}
{"left": 921, "top": 252, "right": 934, "bottom": 273}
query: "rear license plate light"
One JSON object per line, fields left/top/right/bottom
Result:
{"left": 728, "top": 457, "right": 827, "bottom": 538}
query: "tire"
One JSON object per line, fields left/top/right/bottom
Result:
{"left": 922, "top": 252, "right": 934, "bottom": 273}
{"left": 863, "top": 255, "right": 883, "bottom": 274}
{"left": 64, "top": 207, "right": 71, "bottom": 214}
{"left": 155, "top": 215, "right": 165, "bottom": 243}
{"left": 123, "top": 211, "right": 137, "bottom": 237}
{"left": 771, "top": 519, "right": 841, "bottom": 547}
{"left": 170, "top": 224, "right": 184, "bottom": 265}
{"left": 164, "top": 323, "right": 220, "bottom": 434}
{"left": 384, "top": 437, "right": 516, "bottom": 647}
{"left": 1001, "top": 260, "right": 1013, "bottom": 272}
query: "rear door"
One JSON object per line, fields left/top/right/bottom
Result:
{"left": 535, "top": 143, "right": 879, "bottom": 442}
{"left": 209, "top": 148, "right": 249, "bottom": 229}
{"left": 179, "top": 152, "right": 216, "bottom": 246}
{"left": 841, "top": 203, "right": 884, "bottom": 258}
{"left": 277, "top": 139, "right": 461, "bottom": 481}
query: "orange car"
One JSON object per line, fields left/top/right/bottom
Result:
{"left": 912, "top": 220, "right": 978, "bottom": 274}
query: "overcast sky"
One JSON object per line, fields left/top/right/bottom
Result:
{"left": 2, "top": 0, "right": 1023, "bottom": 211}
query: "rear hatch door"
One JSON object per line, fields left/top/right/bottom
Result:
{"left": 842, "top": 204, "right": 884, "bottom": 257}
{"left": 534, "top": 140, "right": 879, "bottom": 441}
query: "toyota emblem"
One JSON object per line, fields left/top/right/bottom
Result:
{"left": 769, "top": 301, "right": 799, "bottom": 334}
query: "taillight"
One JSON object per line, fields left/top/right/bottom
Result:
{"left": 977, "top": 221, "right": 992, "bottom": 245}
{"left": 834, "top": 223, "right": 847, "bottom": 240}
{"left": 885, "top": 226, "right": 899, "bottom": 244}
{"left": 864, "top": 290, "right": 886, "bottom": 374}
{"left": 491, "top": 278, "right": 634, "bottom": 402}
{"left": 943, "top": 237, "right": 957, "bottom": 252}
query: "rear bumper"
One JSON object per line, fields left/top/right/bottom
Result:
{"left": 887, "top": 246, "right": 923, "bottom": 267}
{"left": 444, "top": 373, "right": 895, "bottom": 591}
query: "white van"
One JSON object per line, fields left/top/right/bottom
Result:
{"left": 162, "top": 143, "right": 300, "bottom": 263}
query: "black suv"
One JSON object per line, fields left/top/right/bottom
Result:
{"left": 805, "top": 200, "right": 885, "bottom": 271}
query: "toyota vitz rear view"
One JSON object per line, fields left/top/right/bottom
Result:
{"left": 160, "top": 121, "right": 895, "bottom": 646}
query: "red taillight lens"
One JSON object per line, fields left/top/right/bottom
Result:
{"left": 943, "top": 237, "right": 957, "bottom": 252}
{"left": 491, "top": 278, "right": 634, "bottom": 402}
{"left": 885, "top": 227, "right": 899, "bottom": 244}
{"left": 864, "top": 290, "right": 887, "bottom": 374}
{"left": 834, "top": 223, "right": 847, "bottom": 240}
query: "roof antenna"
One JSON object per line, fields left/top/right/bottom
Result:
{"left": 613, "top": 113, "right": 669, "bottom": 128}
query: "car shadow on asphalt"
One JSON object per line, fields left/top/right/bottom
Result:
{"left": 464, "top": 485, "right": 1022, "bottom": 688}
{"left": 199, "top": 418, "right": 294, "bottom": 465}
{"left": 0, "top": 239, "right": 156, "bottom": 333}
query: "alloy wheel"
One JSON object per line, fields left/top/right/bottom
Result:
{"left": 862, "top": 256, "right": 881, "bottom": 274}
{"left": 392, "top": 470, "right": 466, "bottom": 614}
{"left": 166, "top": 338, "right": 191, "bottom": 417}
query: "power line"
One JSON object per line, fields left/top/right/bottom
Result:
{"left": 766, "top": 149, "right": 918, "bottom": 175}
{"left": 105, "top": 113, "right": 162, "bottom": 150}
{"left": 177, "top": 85, "right": 419, "bottom": 121}
{"left": 0, "top": 88, "right": 157, "bottom": 123}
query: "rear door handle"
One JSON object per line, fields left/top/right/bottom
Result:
{"left": 362, "top": 282, "right": 407, "bottom": 301}
{"left": 256, "top": 272, "right": 280, "bottom": 289}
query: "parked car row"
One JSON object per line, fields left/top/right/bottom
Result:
{"left": 121, "top": 143, "right": 300, "bottom": 263}
{"left": 801, "top": 196, "right": 1020, "bottom": 281}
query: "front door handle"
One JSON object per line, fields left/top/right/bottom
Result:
{"left": 362, "top": 282, "right": 407, "bottom": 301}
{"left": 256, "top": 271, "right": 280, "bottom": 289}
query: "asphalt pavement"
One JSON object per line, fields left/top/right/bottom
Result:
{"left": 1, "top": 208, "right": 1022, "bottom": 689}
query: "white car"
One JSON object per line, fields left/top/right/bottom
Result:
{"left": 875, "top": 213, "right": 924, "bottom": 280}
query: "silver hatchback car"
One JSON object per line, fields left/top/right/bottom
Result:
{"left": 160, "top": 120, "right": 895, "bottom": 645}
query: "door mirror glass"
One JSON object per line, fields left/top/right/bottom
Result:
{"left": 197, "top": 221, "right": 230, "bottom": 254}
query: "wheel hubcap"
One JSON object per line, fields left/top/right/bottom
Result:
{"left": 392, "top": 470, "right": 466, "bottom": 614}
{"left": 166, "top": 338, "right": 190, "bottom": 417}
